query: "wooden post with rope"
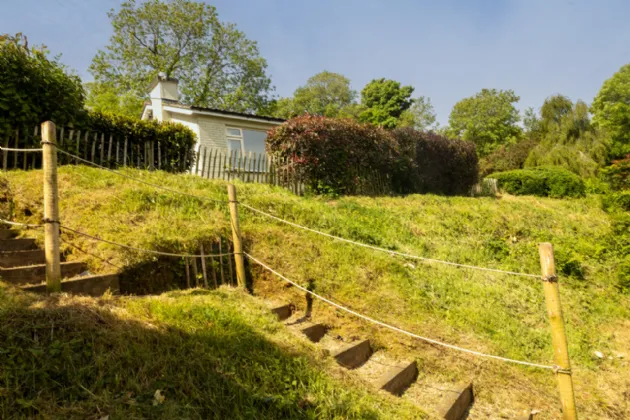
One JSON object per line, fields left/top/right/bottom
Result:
{"left": 539, "top": 243, "right": 578, "bottom": 420}
{"left": 42, "top": 121, "right": 61, "bottom": 293}
{"left": 227, "top": 184, "right": 246, "bottom": 288}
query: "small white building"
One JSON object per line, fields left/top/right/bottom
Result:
{"left": 141, "top": 75, "right": 284, "bottom": 163}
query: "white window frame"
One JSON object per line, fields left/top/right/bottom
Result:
{"left": 226, "top": 126, "right": 269, "bottom": 172}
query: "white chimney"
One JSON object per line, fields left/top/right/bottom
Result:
{"left": 149, "top": 74, "right": 179, "bottom": 121}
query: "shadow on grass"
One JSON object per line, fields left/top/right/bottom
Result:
{"left": 0, "top": 290, "right": 402, "bottom": 420}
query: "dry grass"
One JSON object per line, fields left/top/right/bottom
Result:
{"left": 2, "top": 165, "right": 629, "bottom": 419}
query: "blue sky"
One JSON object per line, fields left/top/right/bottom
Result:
{"left": 2, "top": 0, "right": 629, "bottom": 124}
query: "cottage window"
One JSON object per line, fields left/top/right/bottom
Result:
{"left": 226, "top": 127, "right": 268, "bottom": 170}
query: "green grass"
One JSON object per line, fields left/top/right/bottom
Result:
{"left": 0, "top": 284, "right": 424, "bottom": 419}
{"left": 3, "top": 166, "right": 630, "bottom": 419}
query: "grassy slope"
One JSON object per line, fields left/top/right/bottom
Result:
{"left": 0, "top": 283, "right": 424, "bottom": 419}
{"left": 3, "top": 166, "right": 630, "bottom": 419}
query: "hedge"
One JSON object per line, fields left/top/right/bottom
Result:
{"left": 266, "top": 115, "right": 478, "bottom": 196}
{"left": 489, "top": 167, "right": 586, "bottom": 198}
{"left": 76, "top": 111, "right": 196, "bottom": 173}
{"left": 391, "top": 128, "right": 478, "bottom": 195}
{"left": 266, "top": 115, "right": 398, "bottom": 195}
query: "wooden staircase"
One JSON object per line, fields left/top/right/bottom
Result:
{"left": 270, "top": 303, "right": 536, "bottom": 420}
{"left": 0, "top": 227, "right": 119, "bottom": 296}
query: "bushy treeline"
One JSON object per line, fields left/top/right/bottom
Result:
{"left": 0, "top": 33, "right": 196, "bottom": 171}
{"left": 266, "top": 115, "right": 478, "bottom": 196}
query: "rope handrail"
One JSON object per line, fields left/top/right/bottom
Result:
{"left": 245, "top": 252, "right": 556, "bottom": 371}
{"left": 60, "top": 225, "right": 234, "bottom": 259}
{"left": 55, "top": 148, "right": 228, "bottom": 205}
{"left": 0, "top": 218, "right": 45, "bottom": 228}
{"left": 240, "top": 203, "right": 540, "bottom": 279}
{"left": 0, "top": 217, "right": 232, "bottom": 259}
{"left": 0, "top": 145, "right": 43, "bottom": 152}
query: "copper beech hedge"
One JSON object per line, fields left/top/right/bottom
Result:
{"left": 266, "top": 115, "right": 478, "bottom": 195}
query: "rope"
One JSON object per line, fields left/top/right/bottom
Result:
{"left": 60, "top": 225, "right": 233, "bottom": 259}
{"left": 0, "top": 146, "right": 43, "bottom": 152}
{"left": 240, "top": 203, "right": 540, "bottom": 279}
{"left": 245, "top": 252, "right": 555, "bottom": 371}
{"left": 60, "top": 236, "right": 122, "bottom": 270}
{"left": 56, "top": 149, "right": 228, "bottom": 205}
{"left": 0, "top": 217, "right": 44, "bottom": 229}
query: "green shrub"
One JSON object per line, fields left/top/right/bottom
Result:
{"left": 601, "top": 155, "right": 630, "bottom": 191}
{"left": 391, "top": 127, "right": 478, "bottom": 195}
{"left": 479, "top": 139, "right": 538, "bottom": 177}
{"left": 617, "top": 256, "right": 630, "bottom": 293}
{"left": 0, "top": 33, "right": 84, "bottom": 134}
{"left": 490, "top": 167, "right": 586, "bottom": 198}
{"left": 602, "top": 190, "right": 630, "bottom": 212}
{"left": 76, "top": 111, "right": 196, "bottom": 173}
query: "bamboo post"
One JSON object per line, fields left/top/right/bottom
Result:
{"left": 123, "top": 137, "right": 128, "bottom": 166}
{"left": 539, "top": 243, "right": 578, "bottom": 420}
{"left": 41, "top": 122, "right": 61, "bottom": 293}
{"left": 200, "top": 243, "right": 209, "bottom": 288}
{"left": 107, "top": 134, "right": 113, "bottom": 167}
{"left": 210, "top": 242, "right": 218, "bottom": 288}
{"left": 191, "top": 256, "right": 199, "bottom": 287}
{"left": 3, "top": 135, "right": 8, "bottom": 170}
{"left": 201, "top": 147, "right": 207, "bottom": 177}
{"left": 185, "top": 257, "right": 191, "bottom": 289}
{"left": 212, "top": 149, "right": 218, "bottom": 179}
{"left": 218, "top": 238, "right": 225, "bottom": 286}
{"left": 227, "top": 184, "right": 246, "bottom": 288}
{"left": 13, "top": 129, "right": 18, "bottom": 169}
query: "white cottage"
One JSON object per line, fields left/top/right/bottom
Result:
{"left": 141, "top": 75, "right": 284, "bottom": 164}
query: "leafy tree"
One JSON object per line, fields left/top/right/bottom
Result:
{"left": 522, "top": 107, "right": 541, "bottom": 138}
{"left": 292, "top": 71, "right": 356, "bottom": 117}
{"left": 448, "top": 88, "right": 522, "bottom": 157}
{"left": 0, "top": 33, "right": 84, "bottom": 133}
{"left": 526, "top": 100, "right": 609, "bottom": 177}
{"left": 400, "top": 96, "right": 437, "bottom": 131}
{"left": 89, "top": 0, "right": 272, "bottom": 114}
{"left": 85, "top": 82, "right": 144, "bottom": 118}
{"left": 359, "top": 78, "right": 414, "bottom": 128}
{"left": 540, "top": 94, "right": 573, "bottom": 130}
{"left": 592, "top": 63, "right": 630, "bottom": 158}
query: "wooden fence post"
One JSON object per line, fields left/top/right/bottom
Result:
{"left": 539, "top": 243, "right": 578, "bottom": 420}
{"left": 42, "top": 121, "right": 61, "bottom": 293}
{"left": 227, "top": 184, "right": 246, "bottom": 288}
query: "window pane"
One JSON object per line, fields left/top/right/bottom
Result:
{"left": 228, "top": 139, "right": 242, "bottom": 154}
{"left": 242, "top": 130, "right": 267, "bottom": 156}
{"left": 227, "top": 128, "right": 241, "bottom": 137}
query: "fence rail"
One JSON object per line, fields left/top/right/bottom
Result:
{"left": 2, "top": 125, "right": 190, "bottom": 173}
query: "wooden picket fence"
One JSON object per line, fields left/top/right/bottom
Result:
{"left": 191, "top": 146, "right": 393, "bottom": 196}
{"left": 2, "top": 125, "right": 191, "bottom": 173}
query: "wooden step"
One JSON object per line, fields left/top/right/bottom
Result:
{"left": 437, "top": 382, "right": 474, "bottom": 420}
{"left": 373, "top": 360, "right": 419, "bottom": 396}
{"left": 0, "top": 229, "right": 17, "bottom": 240}
{"left": 301, "top": 323, "right": 328, "bottom": 343}
{"left": 333, "top": 339, "right": 372, "bottom": 369}
{"left": 0, "top": 261, "right": 87, "bottom": 286}
{"left": 0, "top": 238, "right": 37, "bottom": 251}
{"left": 271, "top": 304, "right": 294, "bottom": 321}
{"left": 0, "top": 249, "right": 45, "bottom": 268}
{"left": 23, "top": 273, "right": 120, "bottom": 296}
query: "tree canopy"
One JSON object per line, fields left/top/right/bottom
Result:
{"left": 399, "top": 96, "right": 437, "bottom": 131}
{"left": 89, "top": 0, "right": 272, "bottom": 116}
{"left": 359, "top": 79, "right": 414, "bottom": 128}
{"left": 526, "top": 99, "right": 609, "bottom": 177}
{"left": 448, "top": 88, "right": 522, "bottom": 157}
{"left": 592, "top": 63, "right": 630, "bottom": 158}
{"left": 0, "top": 33, "right": 84, "bottom": 133}
{"left": 271, "top": 71, "right": 356, "bottom": 119}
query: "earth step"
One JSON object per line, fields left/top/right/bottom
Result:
{"left": 0, "top": 229, "right": 17, "bottom": 240}
{"left": 271, "top": 303, "right": 295, "bottom": 321}
{"left": 0, "top": 249, "right": 46, "bottom": 268}
{"left": 0, "top": 238, "right": 37, "bottom": 251}
{"left": 436, "top": 382, "right": 474, "bottom": 420}
{"left": 300, "top": 323, "right": 328, "bottom": 343}
{"left": 23, "top": 273, "right": 120, "bottom": 296}
{"left": 333, "top": 339, "right": 372, "bottom": 369}
{"left": 373, "top": 360, "right": 419, "bottom": 396}
{"left": 0, "top": 261, "right": 88, "bottom": 286}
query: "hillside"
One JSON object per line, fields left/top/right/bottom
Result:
{"left": 2, "top": 166, "right": 629, "bottom": 419}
